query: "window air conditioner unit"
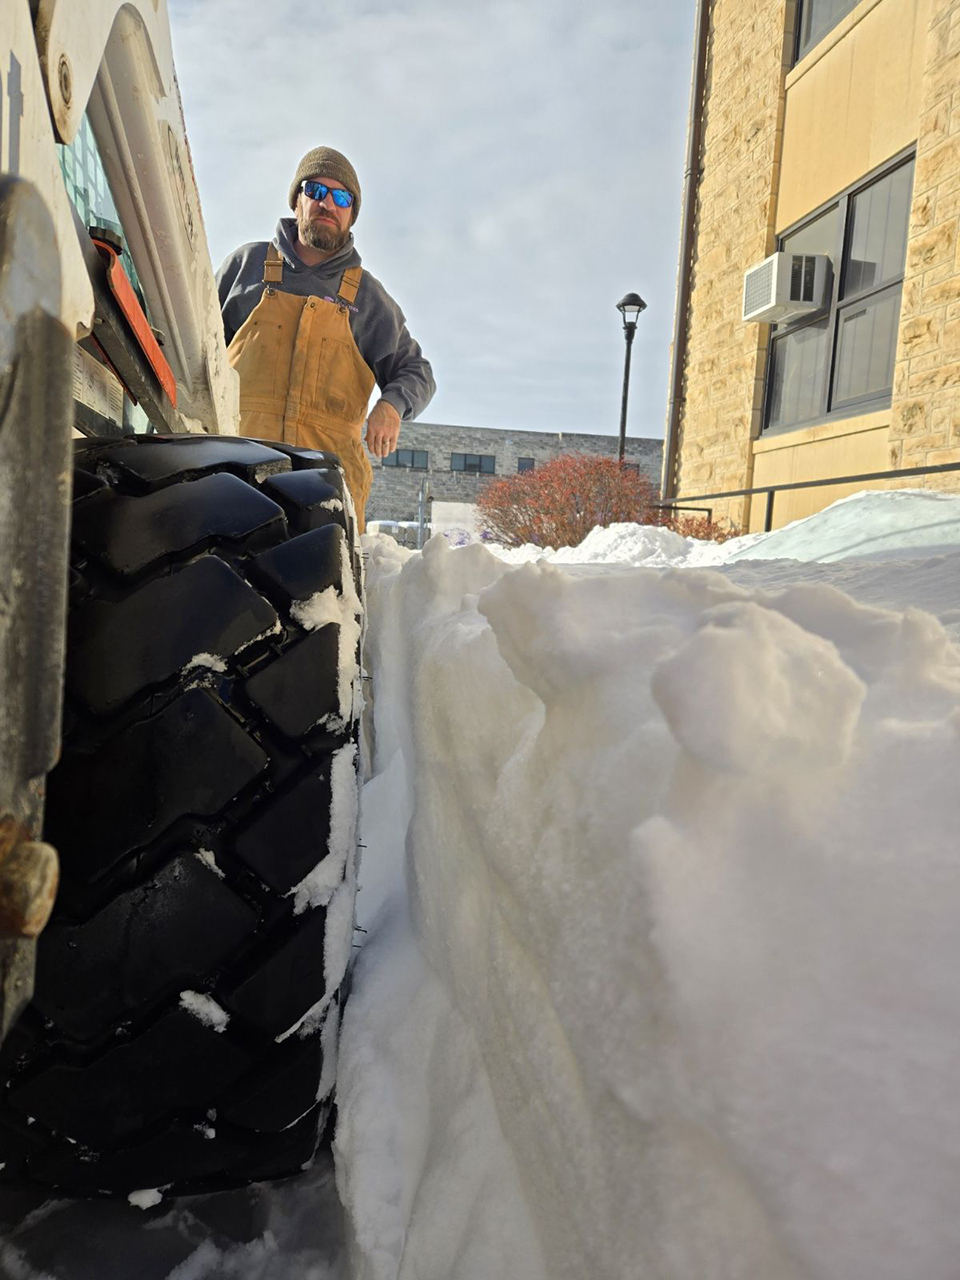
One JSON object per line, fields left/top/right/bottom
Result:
{"left": 742, "top": 251, "right": 831, "bottom": 324}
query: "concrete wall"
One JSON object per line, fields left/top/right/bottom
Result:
{"left": 368, "top": 422, "right": 662, "bottom": 524}
{"left": 670, "top": 0, "right": 960, "bottom": 531}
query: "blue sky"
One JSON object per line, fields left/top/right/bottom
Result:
{"left": 169, "top": 0, "right": 695, "bottom": 439}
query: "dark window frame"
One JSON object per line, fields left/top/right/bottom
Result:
{"left": 382, "top": 447, "right": 429, "bottom": 470}
{"left": 762, "top": 148, "right": 915, "bottom": 437}
{"left": 793, "top": 0, "right": 860, "bottom": 64}
{"left": 451, "top": 452, "right": 496, "bottom": 475}
{"left": 517, "top": 457, "right": 535, "bottom": 473}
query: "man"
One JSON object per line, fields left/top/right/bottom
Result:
{"left": 217, "top": 147, "right": 435, "bottom": 530}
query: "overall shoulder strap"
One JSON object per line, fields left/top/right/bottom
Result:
{"left": 338, "top": 266, "right": 363, "bottom": 306}
{"left": 263, "top": 243, "right": 283, "bottom": 284}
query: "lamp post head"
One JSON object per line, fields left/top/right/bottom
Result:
{"left": 617, "top": 292, "right": 647, "bottom": 331}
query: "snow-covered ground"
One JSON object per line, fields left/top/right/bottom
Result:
{"left": 3, "top": 489, "right": 960, "bottom": 1279}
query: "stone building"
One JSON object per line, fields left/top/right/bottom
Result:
{"left": 663, "top": 0, "right": 960, "bottom": 531}
{"left": 368, "top": 422, "right": 662, "bottom": 524}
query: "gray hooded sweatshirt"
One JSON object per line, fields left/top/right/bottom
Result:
{"left": 216, "top": 219, "right": 435, "bottom": 422}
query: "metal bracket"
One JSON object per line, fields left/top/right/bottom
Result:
{"left": 83, "top": 227, "right": 178, "bottom": 431}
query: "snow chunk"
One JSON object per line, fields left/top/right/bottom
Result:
{"left": 290, "top": 538, "right": 363, "bottom": 723}
{"left": 275, "top": 992, "right": 335, "bottom": 1044}
{"left": 178, "top": 990, "right": 229, "bottom": 1033}
{"left": 316, "top": 995, "right": 341, "bottom": 1102}
{"left": 324, "top": 744, "right": 359, "bottom": 987}
{"left": 182, "top": 652, "right": 226, "bottom": 673}
{"left": 286, "top": 741, "right": 358, "bottom": 917}
{"left": 651, "top": 599, "right": 867, "bottom": 773}
{"left": 238, "top": 615, "right": 283, "bottom": 652}
{"left": 290, "top": 586, "right": 342, "bottom": 633}
{"left": 193, "top": 848, "right": 224, "bottom": 880}
{"left": 275, "top": 749, "right": 359, "bottom": 1039}
{"left": 127, "top": 1187, "right": 163, "bottom": 1210}
{"left": 329, "top": 743, "right": 359, "bottom": 882}
{"left": 290, "top": 850, "right": 346, "bottom": 916}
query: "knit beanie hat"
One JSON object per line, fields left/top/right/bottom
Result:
{"left": 288, "top": 147, "right": 361, "bottom": 223}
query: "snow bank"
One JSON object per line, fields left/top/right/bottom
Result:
{"left": 486, "top": 487, "right": 960, "bottom": 570}
{"left": 336, "top": 526, "right": 960, "bottom": 1280}
{"left": 486, "top": 519, "right": 763, "bottom": 567}
{"left": 727, "top": 487, "right": 960, "bottom": 563}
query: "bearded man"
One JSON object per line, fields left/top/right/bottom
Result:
{"left": 217, "top": 146, "right": 435, "bottom": 530}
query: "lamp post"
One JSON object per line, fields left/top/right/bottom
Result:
{"left": 616, "top": 292, "right": 647, "bottom": 463}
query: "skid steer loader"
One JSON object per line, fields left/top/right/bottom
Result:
{"left": 0, "top": 0, "right": 363, "bottom": 1195}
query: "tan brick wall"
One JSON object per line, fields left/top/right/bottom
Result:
{"left": 672, "top": 0, "right": 795, "bottom": 529}
{"left": 673, "top": 0, "right": 960, "bottom": 524}
{"left": 889, "top": 0, "right": 960, "bottom": 486}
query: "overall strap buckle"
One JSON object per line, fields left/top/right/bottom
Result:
{"left": 263, "top": 243, "right": 283, "bottom": 285}
{"left": 337, "top": 266, "right": 363, "bottom": 309}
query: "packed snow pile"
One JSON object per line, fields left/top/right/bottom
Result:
{"left": 336, "top": 499, "right": 960, "bottom": 1280}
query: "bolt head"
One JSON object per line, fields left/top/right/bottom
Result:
{"left": 58, "top": 54, "right": 72, "bottom": 107}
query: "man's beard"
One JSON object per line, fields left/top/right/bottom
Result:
{"left": 298, "top": 210, "right": 350, "bottom": 253}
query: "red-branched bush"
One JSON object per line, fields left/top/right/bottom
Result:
{"left": 666, "top": 514, "right": 741, "bottom": 543}
{"left": 476, "top": 453, "right": 662, "bottom": 548}
{"left": 476, "top": 452, "right": 740, "bottom": 548}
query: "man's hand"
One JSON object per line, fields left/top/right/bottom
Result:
{"left": 364, "top": 400, "right": 401, "bottom": 459}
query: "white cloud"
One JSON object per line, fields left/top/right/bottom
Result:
{"left": 169, "top": 0, "right": 694, "bottom": 438}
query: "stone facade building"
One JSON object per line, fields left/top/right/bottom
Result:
{"left": 663, "top": 0, "right": 960, "bottom": 531}
{"left": 368, "top": 422, "right": 663, "bottom": 524}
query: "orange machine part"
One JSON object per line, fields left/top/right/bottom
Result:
{"left": 92, "top": 238, "right": 177, "bottom": 408}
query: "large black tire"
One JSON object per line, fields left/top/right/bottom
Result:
{"left": 0, "top": 435, "right": 364, "bottom": 1196}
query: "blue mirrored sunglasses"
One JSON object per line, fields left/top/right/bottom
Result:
{"left": 301, "top": 180, "right": 354, "bottom": 209}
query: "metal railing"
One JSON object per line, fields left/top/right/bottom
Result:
{"left": 662, "top": 458, "right": 960, "bottom": 532}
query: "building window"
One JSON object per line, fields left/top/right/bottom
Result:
{"left": 517, "top": 457, "right": 535, "bottom": 473}
{"left": 382, "top": 448, "right": 428, "bottom": 469}
{"left": 764, "top": 154, "right": 914, "bottom": 434}
{"left": 795, "top": 0, "right": 859, "bottom": 62}
{"left": 451, "top": 453, "right": 495, "bottom": 474}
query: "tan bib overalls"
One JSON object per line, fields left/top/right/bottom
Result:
{"left": 227, "top": 245, "right": 375, "bottom": 531}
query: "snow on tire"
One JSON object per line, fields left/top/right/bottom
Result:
{"left": 0, "top": 435, "right": 363, "bottom": 1196}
